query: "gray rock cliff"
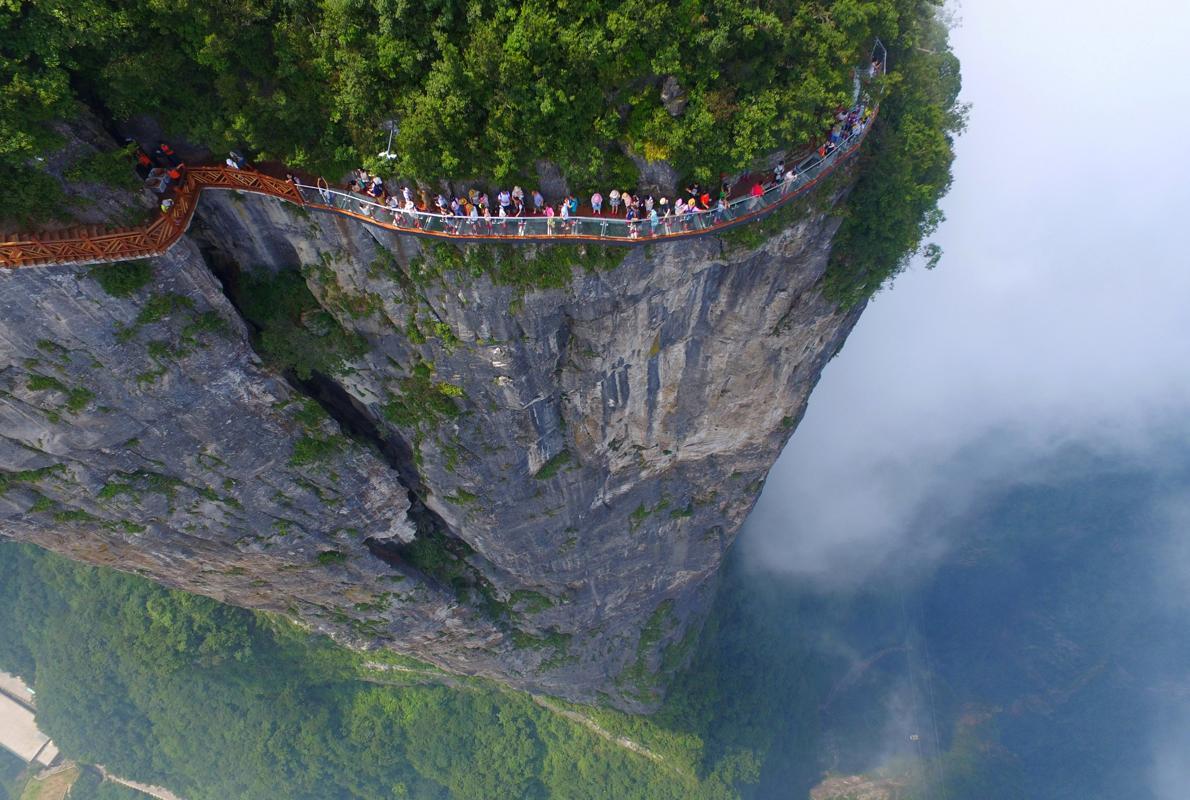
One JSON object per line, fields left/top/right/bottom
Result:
{"left": 0, "top": 171, "right": 863, "bottom": 710}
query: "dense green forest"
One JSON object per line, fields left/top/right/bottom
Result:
{"left": 0, "top": 541, "right": 751, "bottom": 799}
{"left": 3, "top": 0, "right": 921, "bottom": 184}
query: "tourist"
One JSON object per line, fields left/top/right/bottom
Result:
{"left": 773, "top": 160, "right": 785, "bottom": 184}
{"left": 559, "top": 200, "right": 570, "bottom": 232}
{"left": 531, "top": 189, "right": 544, "bottom": 214}
{"left": 160, "top": 197, "right": 174, "bottom": 214}
{"left": 498, "top": 189, "right": 511, "bottom": 215}
{"left": 609, "top": 189, "right": 621, "bottom": 215}
{"left": 713, "top": 196, "right": 727, "bottom": 223}
{"left": 591, "top": 191, "right": 603, "bottom": 215}
{"left": 225, "top": 155, "right": 240, "bottom": 170}
{"left": 649, "top": 207, "right": 659, "bottom": 235}
{"left": 513, "top": 196, "right": 525, "bottom": 217}
{"left": 567, "top": 195, "right": 579, "bottom": 217}
{"left": 544, "top": 203, "right": 555, "bottom": 234}
{"left": 750, "top": 181, "right": 764, "bottom": 209}
{"left": 782, "top": 168, "right": 797, "bottom": 194}
{"left": 160, "top": 142, "right": 180, "bottom": 167}
{"left": 134, "top": 147, "right": 153, "bottom": 179}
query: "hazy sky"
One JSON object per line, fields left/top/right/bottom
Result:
{"left": 742, "top": 4, "right": 1190, "bottom": 794}
{"left": 744, "top": 0, "right": 1190, "bottom": 580}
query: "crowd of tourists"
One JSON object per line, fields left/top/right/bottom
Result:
{"left": 129, "top": 82, "right": 875, "bottom": 238}
{"left": 297, "top": 99, "right": 874, "bottom": 237}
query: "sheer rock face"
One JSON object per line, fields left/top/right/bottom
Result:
{"left": 0, "top": 179, "right": 862, "bottom": 710}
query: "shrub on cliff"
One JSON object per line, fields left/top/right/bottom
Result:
{"left": 236, "top": 269, "right": 367, "bottom": 380}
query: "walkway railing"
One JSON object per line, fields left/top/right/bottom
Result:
{"left": 0, "top": 168, "right": 303, "bottom": 269}
{"left": 292, "top": 117, "right": 872, "bottom": 244}
{"left": 0, "top": 94, "right": 880, "bottom": 269}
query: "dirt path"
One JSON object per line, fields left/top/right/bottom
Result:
{"left": 529, "top": 695, "right": 668, "bottom": 765}
{"left": 95, "top": 765, "right": 186, "bottom": 800}
{"left": 359, "top": 664, "right": 688, "bottom": 779}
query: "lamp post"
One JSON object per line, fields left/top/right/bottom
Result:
{"left": 378, "top": 118, "right": 400, "bottom": 160}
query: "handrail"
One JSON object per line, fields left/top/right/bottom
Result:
{"left": 0, "top": 84, "right": 880, "bottom": 269}
{"left": 291, "top": 115, "right": 873, "bottom": 244}
{"left": 0, "top": 168, "right": 304, "bottom": 269}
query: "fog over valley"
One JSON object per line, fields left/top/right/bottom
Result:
{"left": 739, "top": 1, "right": 1190, "bottom": 797}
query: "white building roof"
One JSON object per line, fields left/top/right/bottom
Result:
{"left": 0, "top": 691, "right": 52, "bottom": 763}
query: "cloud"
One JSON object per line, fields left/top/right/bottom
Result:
{"left": 740, "top": 0, "right": 1190, "bottom": 585}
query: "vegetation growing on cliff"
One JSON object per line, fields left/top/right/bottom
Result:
{"left": 89, "top": 261, "right": 154, "bottom": 298}
{"left": 236, "top": 268, "right": 368, "bottom": 380}
{"left": 824, "top": 6, "right": 966, "bottom": 306}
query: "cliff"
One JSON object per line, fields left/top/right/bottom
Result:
{"left": 0, "top": 170, "right": 862, "bottom": 710}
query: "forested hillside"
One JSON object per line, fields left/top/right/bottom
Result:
{"left": 5, "top": 0, "right": 913, "bottom": 184}
{"left": 0, "top": 541, "right": 746, "bottom": 799}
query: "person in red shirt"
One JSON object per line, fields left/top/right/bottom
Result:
{"left": 750, "top": 181, "right": 764, "bottom": 209}
{"left": 134, "top": 148, "right": 153, "bottom": 179}
{"left": 159, "top": 142, "right": 180, "bottom": 167}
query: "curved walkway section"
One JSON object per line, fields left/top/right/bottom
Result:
{"left": 0, "top": 114, "right": 873, "bottom": 270}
